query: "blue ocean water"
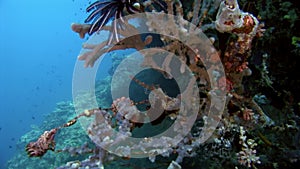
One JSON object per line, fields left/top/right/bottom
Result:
{"left": 0, "top": 0, "right": 114, "bottom": 167}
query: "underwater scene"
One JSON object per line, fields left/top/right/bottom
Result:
{"left": 0, "top": 0, "right": 300, "bottom": 168}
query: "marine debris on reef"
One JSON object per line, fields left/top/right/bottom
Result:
{"left": 15, "top": 0, "right": 300, "bottom": 169}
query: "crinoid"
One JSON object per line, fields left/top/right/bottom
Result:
{"left": 84, "top": 0, "right": 143, "bottom": 44}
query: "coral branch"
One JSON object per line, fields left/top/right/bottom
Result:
{"left": 71, "top": 23, "right": 91, "bottom": 39}
{"left": 73, "top": 21, "right": 153, "bottom": 67}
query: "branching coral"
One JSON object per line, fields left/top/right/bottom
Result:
{"left": 237, "top": 126, "right": 261, "bottom": 168}
{"left": 72, "top": 22, "right": 153, "bottom": 67}
{"left": 25, "top": 0, "right": 277, "bottom": 169}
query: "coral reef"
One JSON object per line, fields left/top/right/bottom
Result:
{"left": 7, "top": 0, "right": 300, "bottom": 169}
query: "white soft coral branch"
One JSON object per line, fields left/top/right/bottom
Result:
{"left": 71, "top": 23, "right": 152, "bottom": 68}
{"left": 79, "top": 41, "right": 108, "bottom": 68}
